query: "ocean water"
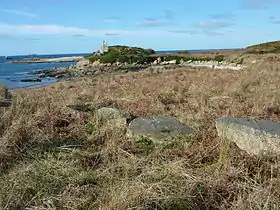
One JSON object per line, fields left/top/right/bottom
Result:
{"left": 0, "top": 54, "right": 89, "bottom": 89}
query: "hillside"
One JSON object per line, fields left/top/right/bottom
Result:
{"left": 85, "top": 45, "right": 156, "bottom": 64}
{"left": 246, "top": 40, "right": 280, "bottom": 53}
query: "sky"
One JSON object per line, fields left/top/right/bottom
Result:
{"left": 1, "top": 0, "right": 280, "bottom": 55}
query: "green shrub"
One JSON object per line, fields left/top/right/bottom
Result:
{"left": 144, "top": 48, "right": 156, "bottom": 55}
{"left": 85, "top": 45, "right": 157, "bottom": 64}
{"left": 214, "top": 55, "right": 224, "bottom": 62}
{"left": 163, "top": 56, "right": 213, "bottom": 63}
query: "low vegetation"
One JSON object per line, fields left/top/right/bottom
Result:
{"left": 85, "top": 45, "right": 227, "bottom": 65}
{"left": 1, "top": 58, "right": 280, "bottom": 209}
{"left": 163, "top": 55, "right": 224, "bottom": 63}
{"left": 85, "top": 45, "right": 156, "bottom": 64}
{"left": 246, "top": 40, "right": 280, "bottom": 54}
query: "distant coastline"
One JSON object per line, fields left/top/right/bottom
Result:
{"left": 0, "top": 48, "right": 243, "bottom": 58}
{"left": 0, "top": 47, "right": 245, "bottom": 89}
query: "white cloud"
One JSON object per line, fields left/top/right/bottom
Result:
{"left": 0, "top": 23, "right": 165, "bottom": 37}
{"left": 198, "top": 20, "right": 233, "bottom": 30}
{"left": 2, "top": 9, "right": 37, "bottom": 18}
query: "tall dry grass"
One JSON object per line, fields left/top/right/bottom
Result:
{"left": 0, "top": 61, "right": 280, "bottom": 209}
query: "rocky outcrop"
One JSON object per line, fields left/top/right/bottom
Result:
{"left": 28, "top": 50, "right": 246, "bottom": 82}
{"left": 75, "top": 59, "right": 91, "bottom": 69}
{"left": 216, "top": 117, "right": 280, "bottom": 156}
{"left": 127, "top": 116, "right": 194, "bottom": 141}
{"left": 29, "top": 67, "right": 72, "bottom": 80}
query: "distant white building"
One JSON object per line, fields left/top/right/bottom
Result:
{"left": 100, "top": 40, "right": 108, "bottom": 54}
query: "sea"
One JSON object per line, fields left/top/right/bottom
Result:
{"left": 0, "top": 53, "right": 89, "bottom": 89}
{"left": 0, "top": 50, "right": 218, "bottom": 89}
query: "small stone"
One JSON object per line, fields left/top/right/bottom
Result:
{"left": 127, "top": 116, "right": 194, "bottom": 141}
{"left": 216, "top": 117, "right": 280, "bottom": 156}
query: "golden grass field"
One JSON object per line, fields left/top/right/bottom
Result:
{"left": 0, "top": 59, "right": 280, "bottom": 209}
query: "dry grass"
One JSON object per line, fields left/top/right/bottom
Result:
{"left": 1, "top": 61, "right": 280, "bottom": 209}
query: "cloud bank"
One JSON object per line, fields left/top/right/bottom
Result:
{"left": 2, "top": 9, "right": 37, "bottom": 18}
{"left": 0, "top": 23, "right": 165, "bottom": 37}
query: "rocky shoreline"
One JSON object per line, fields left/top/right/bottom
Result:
{"left": 28, "top": 58, "right": 246, "bottom": 82}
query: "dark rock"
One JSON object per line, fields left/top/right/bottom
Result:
{"left": 21, "top": 78, "right": 42, "bottom": 82}
{"left": 38, "top": 73, "right": 46, "bottom": 78}
{"left": 0, "top": 99, "right": 12, "bottom": 108}
{"left": 127, "top": 116, "right": 194, "bottom": 141}
{"left": 216, "top": 117, "right": 280, "bottom": 156}
{"left": 29, "top": 69, "right": 52, "bottom": 75}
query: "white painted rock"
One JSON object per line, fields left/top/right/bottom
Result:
{"left": 216, "top": 117, "right": 280, "bottom": 156}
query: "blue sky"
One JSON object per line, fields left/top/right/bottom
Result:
{"left": 1, "top": 0, "right": 280, "bottom": 55}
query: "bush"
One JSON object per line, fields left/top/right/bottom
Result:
{"left": 164, "top": 56, "right": 184, "bottom": 62}
{"left": 144, "top": 49, "right": 156, "bottom": 55}
{"left": 85, "top": 45, "right": 157, "bottom": 64}
{"left": 164, "top": 56, "right": 214, "bottom": 63}
{"left": 214, "top": 55, "right": 224, "bottom": 62}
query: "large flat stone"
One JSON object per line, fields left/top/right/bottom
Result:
{"left": 127, "top": 116, "right": 194, "bottom": 141}
{"left": 216, "top": 117, "right": 280, "bottom": 156}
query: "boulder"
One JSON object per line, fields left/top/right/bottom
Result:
{"left": 75, "top": 59, "right": 90, "bottom": 69}
{"left": 127, "top": 116, "right": 194, "bottom": 141}
{"left": 96, "top": 107, "right": 133, "bottom": 122}
{"left": 91, "top": 60, "right": 101, "bottom": 67}
{"left": 216, "top": 117, "right": 280, "bottom": 156}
